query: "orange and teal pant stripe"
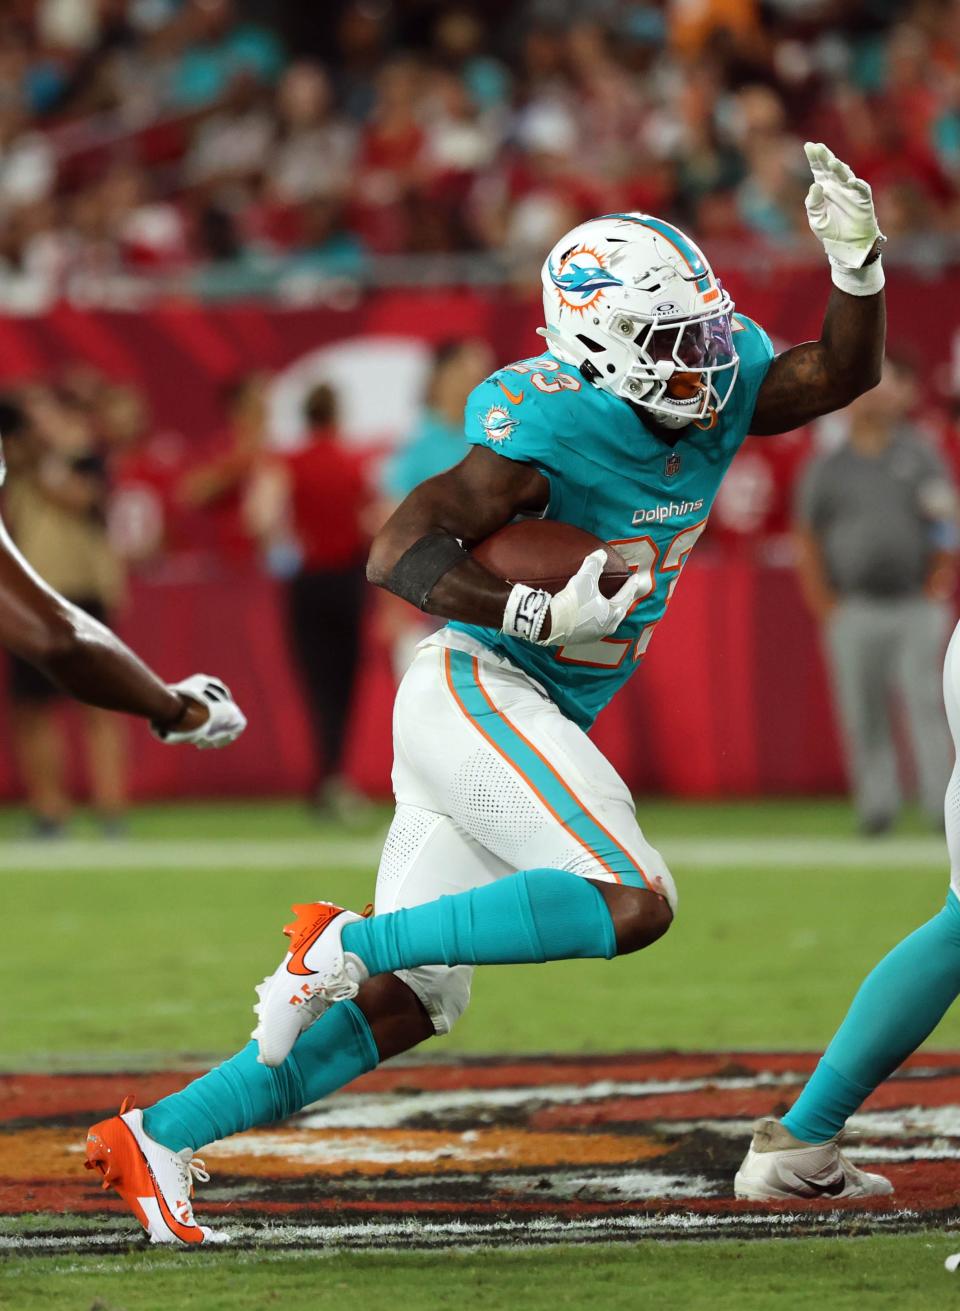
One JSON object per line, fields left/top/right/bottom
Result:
{"left": 443, "top": 647, "right": 649, "bottom": 890}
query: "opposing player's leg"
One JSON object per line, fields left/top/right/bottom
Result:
{"left": 86, "top": 802, "right": 504, "bottom": 1242}
{"left": 735, "top": 619, "right": 960, "bottom": 1201}
{"left": 255, "top": 641, "right": 677, "bottom": 1066}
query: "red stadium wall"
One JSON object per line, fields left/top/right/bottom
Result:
{"left": 0, "top": 267, "right": 952, "bottom": 801}
{"left": 0, "top": 557, "right": 846, "bottom": 801}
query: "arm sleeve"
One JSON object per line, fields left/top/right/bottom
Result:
{"left": 380, "top": 445, "right": 414, "bottom": 500}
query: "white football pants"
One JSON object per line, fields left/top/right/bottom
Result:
{"left": 373, "top": 634, "right": 677, "bottom": 1034}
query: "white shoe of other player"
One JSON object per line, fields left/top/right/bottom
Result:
{"left": 734, "top": 1117, "right": 893, "bottom": 1201}
{"left": 253, "top": 901, "right": 369, "bottom": 1067}
{"left": 85, "top": 1099, "right": 227, "bottom": 1244}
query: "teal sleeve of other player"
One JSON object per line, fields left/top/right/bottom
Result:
{"left": 380, "top": 412, "right": 468, "bottom": 499}
{"left": 381, "top": 441, "right": 434, "bottom": 500}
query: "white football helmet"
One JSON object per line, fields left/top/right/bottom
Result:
{"left": 540, "top": 213, "right": 739, "bottom": 429}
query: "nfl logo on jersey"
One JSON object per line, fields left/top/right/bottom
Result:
{"left": 664, "top": 451, "right": 681, "bottom": 478}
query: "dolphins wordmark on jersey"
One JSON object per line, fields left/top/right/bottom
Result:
{"left": 449, "top": 314, "right": 774, "bottom": 729}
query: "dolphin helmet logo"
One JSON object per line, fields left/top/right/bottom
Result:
{"left": 548, "top": 244, "right": 623, "bottom": 315}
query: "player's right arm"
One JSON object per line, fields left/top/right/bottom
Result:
{"left": 367, "top": 446, "right": 642, "bottom": 644}
{"left": 0, "top": 513, "right": 246, "bottom": 747}
{"left": 367, "top": 446, "right": 548, "bottom": 628}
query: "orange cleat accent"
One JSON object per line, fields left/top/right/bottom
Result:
{"left": 283, "top": 901, "right": 347, "bottom": 977}
{"left": 253, "top": 900, "right": 367, "bottom": 1067}
{"left": 84, "top": 1101, "right": 220, "bottom": 1245}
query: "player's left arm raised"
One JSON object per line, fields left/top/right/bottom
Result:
{"left": 748, "top": 143, "right": 886, "bottom": 437}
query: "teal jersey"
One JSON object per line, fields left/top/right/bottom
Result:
{"left": 450, "top": 314, "right": 774, "bottom": 730}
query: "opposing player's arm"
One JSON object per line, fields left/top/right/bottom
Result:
{"left": 367, "top": 446, "right": 549, "bottom": 629}
{"left": 749, "top": 142, "right": 886, "bottom": 437}
{"left": 748, "top": 283, "right": 884, "bottom": 436}
{"left": 0, "top": 514, "right": 245, "bottom": 745}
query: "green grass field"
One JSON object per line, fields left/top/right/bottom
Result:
{"left": 2, "top": 1237, "right": 959, "bottom": 1311}
{"left": 3, "top": 798, "right": 959, "bottom": 1309}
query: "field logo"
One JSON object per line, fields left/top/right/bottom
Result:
{"left": 548, "top": 244, "right": 623, "bottom": 315}
{"left": 18, "top": 1051, "right": 959, "bottom": 1253}
{"left": 481, "top": 405, "right": 519, "bottom": 445}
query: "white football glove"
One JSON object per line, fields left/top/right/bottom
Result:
{"left": 503, "top": 549, "right": 643, "bottom": 646}
{"left": 804, "top": 142, "right": 885, "bottom": 295}
{"left": 151, "top": 674, "right": 248, "bottom": 749}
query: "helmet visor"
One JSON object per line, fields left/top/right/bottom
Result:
{"left": 600, "top": 287, "right": 740, "bottom": 422}
{"left": 646, "top": 313, "right": 735, "bottom": 373}
{"left": 627, "top": 308, "right": 738, "bottom": 418}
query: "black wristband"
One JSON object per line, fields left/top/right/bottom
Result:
{"left": 386, "top": 533, "right": 469, "bottom": 609}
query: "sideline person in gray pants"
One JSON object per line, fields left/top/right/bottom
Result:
{"left": 794, "top": 358, "right": 958, "bottom": 833}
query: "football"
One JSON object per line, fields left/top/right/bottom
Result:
{"left": 469, "top": 520, "right": 631, "bottom": 597}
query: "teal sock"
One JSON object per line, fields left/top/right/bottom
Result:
{"left": 142, "top": 999, "right": 379, "bottom": 1153}
{"left": 340, "top": 867, "right": 617, "bottom": 973}
{"left": 783, "top": 893, "right": 960, "bottom": 1143}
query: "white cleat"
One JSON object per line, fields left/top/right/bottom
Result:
{"left": 734, "top": 1117, "right": 893, "bottom": 1201}
{"left": 253, "top": 901, "right": 369, "bottom": 1067}
{"left": 251, "top": 972, "right": 329, "bottom": 1060}
{"left": 85, "top": 1098, "right": 228, "bottom": 1245}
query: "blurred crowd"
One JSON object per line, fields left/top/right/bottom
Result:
{"left": 1, "top": 0, "right": 960, "bottom": 298}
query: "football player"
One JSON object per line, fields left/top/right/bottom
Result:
{"left": 0, "top": 400, "right": 247, "bottom": 753}
{"left": 86, "top": 143, "right": 888, "bottom": 1243}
